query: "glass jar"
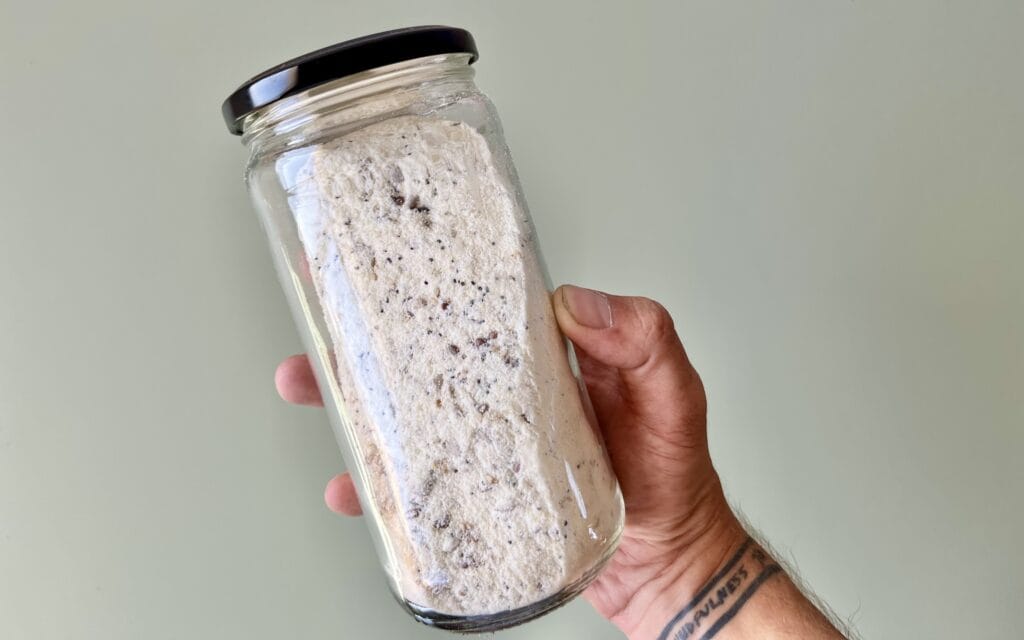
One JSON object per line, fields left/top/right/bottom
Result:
{"left": 221, "top": 26, "right": 624, "bottom": 632}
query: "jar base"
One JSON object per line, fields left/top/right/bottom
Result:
{"left": 398, "top": 536, "right": 621, "bottom": 633}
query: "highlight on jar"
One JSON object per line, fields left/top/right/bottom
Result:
{"left": 221, "top": 26, "right": 624, "bottom": 632}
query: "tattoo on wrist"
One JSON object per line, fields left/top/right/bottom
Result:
{"left": 656, "top": 537, "right": 782, "bottom": 640}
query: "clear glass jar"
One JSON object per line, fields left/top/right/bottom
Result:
{"left": 222, "top": 27, "right": 624, "bottom": 632}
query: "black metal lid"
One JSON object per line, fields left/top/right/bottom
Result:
{"left": 221, "top": 26, "right": 479, "bottom": 135}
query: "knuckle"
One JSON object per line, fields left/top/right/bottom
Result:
{"left": 631, "top": 297, "right": 676, "bottom": 346}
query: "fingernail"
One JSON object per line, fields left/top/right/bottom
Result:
{"left": 561, "top": 285, "right": 613, "bottom": 329}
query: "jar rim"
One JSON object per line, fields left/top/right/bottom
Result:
{"left": 221, "top": 25, "right": 478, "bottom": 135}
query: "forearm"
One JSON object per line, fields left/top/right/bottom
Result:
{"left": 622, "top": 517, "right": 847, "bottom": 640}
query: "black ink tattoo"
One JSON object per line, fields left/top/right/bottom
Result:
{"left": 657, "top": 537, "right": 782, "bottom": 640}
{"left": 656, "top": 538, "right": 752, "bottom": 640}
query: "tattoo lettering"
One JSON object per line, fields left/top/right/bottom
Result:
{"left": 657, "top": 537, "right": 782, "bottom": 640}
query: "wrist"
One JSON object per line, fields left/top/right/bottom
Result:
{"left": 625, "top": 525, "right": 847, "bottom": 640}
{"left": 609, "top": 496, "right": 748, "bottom": 638}
{"left": 628, "top": 517, "right": 749, "bottom": 638}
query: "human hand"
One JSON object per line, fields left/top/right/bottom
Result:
{"left": 274, "top": 284, "right": 745, "bottom": 632}
{"left": 275, "top": 285, "right": 842, "bottom": 639}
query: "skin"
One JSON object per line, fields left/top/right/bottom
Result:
{"left": 275, "top": 285, "right": 847, "bottom": 639}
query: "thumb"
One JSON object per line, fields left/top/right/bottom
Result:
{"left": 552, "top": 285, "right": 707, "bottom": 450}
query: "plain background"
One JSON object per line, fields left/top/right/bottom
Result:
{"left": 1, "top": 1, "right": 1021, "bottom": 638}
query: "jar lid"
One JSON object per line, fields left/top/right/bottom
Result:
{"left": 221, "top": 26, "right": 479, "bottom": 135}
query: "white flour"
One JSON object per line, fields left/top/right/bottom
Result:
{"left": 279, "top": 115, "right": 621, "bottom": 616}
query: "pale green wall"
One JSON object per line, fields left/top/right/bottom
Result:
{"left": 1, "top": 2, "right": 1021, "bottom": 638}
